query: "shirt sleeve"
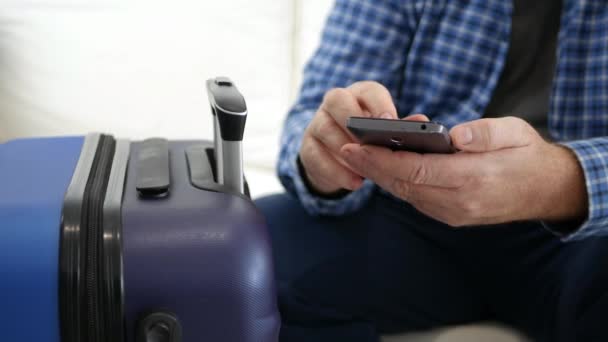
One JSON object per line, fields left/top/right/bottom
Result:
{"left": 544, "top": 137, "right": 608, "bottom": 241}
{"left": 277, "top": 0, "right": 416, "bottom": 216}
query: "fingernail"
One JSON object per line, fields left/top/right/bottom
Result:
{"left": 380, "top": 112, "right": 393, "bottom": 119}
{"left": 341, "top": 147, "right": 353, "bottom": 159}
{"left": 456, "top": 127, "right": 473, "bottom": 145}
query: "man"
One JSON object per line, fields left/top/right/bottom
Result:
{"left": 256, "top": 1, "right": 608, "bottom": 341}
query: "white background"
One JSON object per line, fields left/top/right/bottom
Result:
{"left": 0, "top": 0, "right": 334, "bottom": 197}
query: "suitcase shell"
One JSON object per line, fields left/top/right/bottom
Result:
{"left": 0, "top": 137, "right": 85, "bottom": 341}
{"left": 0, "top": 78, "right": 280, "bottom": 342}
{"left": 122, "top": 140, "right": 279, "bottom": 342}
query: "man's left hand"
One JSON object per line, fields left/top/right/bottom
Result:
{"left": 341, "top": 116, "right": 588, "bottom": 227}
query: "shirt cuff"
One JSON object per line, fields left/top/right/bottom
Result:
{"left": 543, "top": 138, "right": 608, "bottom": 241}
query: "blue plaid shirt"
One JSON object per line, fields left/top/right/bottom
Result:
{"left": 278, "top": 0, "right": 608, "bottom": 241}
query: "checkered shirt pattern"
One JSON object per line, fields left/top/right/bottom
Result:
{"left": 277, "top": 0, "right": 608, "bottom": 241}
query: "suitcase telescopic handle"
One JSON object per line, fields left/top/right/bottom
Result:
{"left": 206, "top": 77, "right": 247, "bottom": 195}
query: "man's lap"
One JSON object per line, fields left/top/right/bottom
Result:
{"left": 255, "top": 191, "right": 608, "bottom": 342}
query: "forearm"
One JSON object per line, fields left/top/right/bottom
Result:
{"left": 538, "top": 144, "right": 588, "bottom": 222}
{"left": 543, "top": 137, "right": 608, "bottom": 241}
{"left": 276, "top": 0, "right": 414, "bottom": 215}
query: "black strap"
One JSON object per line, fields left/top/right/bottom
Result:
{"left": 136, "top": 138, "right": 171, "bottom": 198}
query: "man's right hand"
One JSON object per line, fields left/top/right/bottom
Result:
{"left": 299, "top": 81, "right": 400, "bottom": 195}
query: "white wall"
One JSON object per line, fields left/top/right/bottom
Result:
{"left": 0, "top": 0, "right": 334, "bottom": 197}
{"left": 292, "top": 0, "right": 334, "bottom": 95}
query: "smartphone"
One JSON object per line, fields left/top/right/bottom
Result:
{"left": 346, "top": 117, "right": 456, "bottom": 154}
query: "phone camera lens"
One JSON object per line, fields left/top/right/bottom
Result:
{"left": 421, "top": 124, "right": 427, "bottom": 130}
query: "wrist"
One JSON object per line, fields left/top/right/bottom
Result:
{"left": 297, "top": 155, "right": 351, "bottom": 199}
{"left": 539, "top": 144, "right": 588, "bottom": 222}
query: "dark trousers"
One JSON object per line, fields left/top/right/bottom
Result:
{"left": 255, "top": 191, "right": 608, "bottom": 342}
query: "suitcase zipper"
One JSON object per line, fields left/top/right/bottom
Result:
{"left": 60, "top": 134, "right": 119, "bottom": 342}
{"left": 102, "top": 139, "right": 131, "bottom": 342}
{"left": 83, "top": 134, "right": 116, "bottom": 342}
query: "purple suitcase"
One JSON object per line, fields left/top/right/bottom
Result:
{"left": 0, "top": 77, "right": 280, "bottom": 342}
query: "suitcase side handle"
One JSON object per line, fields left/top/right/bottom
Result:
{"left": 136, "top": 138, "right": 171, "bottom": 198}
{"left": 206, "top": 77, "right": 247, "bottom": 195}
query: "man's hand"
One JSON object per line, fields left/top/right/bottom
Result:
{"left": 299, "top": 81, "right": 402, "bottom": 195}
{"left": 341, "top": 116, "right": 589, "bottom": 226}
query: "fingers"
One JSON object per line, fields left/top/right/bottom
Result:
{"left": 411, "top": 200, "right": 457, "bottom": 227}
{"left": 315, "top": 82, "right": 402, "bottom": 151}
{"left": 321, "top": 88, "right": 364, "bottom": 128}
{"left": 341, "top": 144, "right": 472, "bottom": 189}
{"left": 310, "top": 110, "right": 353, "bottom": 154}
{"left": 405, "top": 184, "right": 467, "bottom": 226}
{"left": 406, "top": 187, "right": 454, "bottom": 224}
{"left": 348, "top": 81, "right": 398, "bottom": 119}
{"left": 402, "top": 114, "right": 430, "bottom": 122}
{"left": 300, "top": 81, "right": 402, "bottom": 195}
{"left": 300, "top": 134, "right": 364, "bottom": 192}
{"left": 450, "top": 117, "right": 538, "bottom": 152}
{"left": 410, "top": 185, "right": 494, "bottom": 227}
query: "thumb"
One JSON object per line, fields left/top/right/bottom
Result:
{"left": 450, "top": 117, "right": 537, "bottom": 152}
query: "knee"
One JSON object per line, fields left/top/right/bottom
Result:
{"left": 556, "top": 244, "right": 608, "bottom": 341}
{"left": 256, "top": 194, "right": 314, "bottom": 318}
{"left": 255, "top": 193, "right": 308, "bottom": 229}
{"left": 255, "top": 194, "right": 368, "bottom": 321}
{"left": 254, "top": 193, "right": 302, "bottom": 272}
{"left": 254, "top": 193, "right": 321, "bottom": 287}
